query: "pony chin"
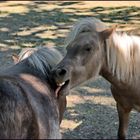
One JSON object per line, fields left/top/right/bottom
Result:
{"left": 55, "top": 80, "right": 70, "bottom": 98}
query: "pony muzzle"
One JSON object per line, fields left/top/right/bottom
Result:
{"left": 55, "top": 79, "right": 70, "bottom": 98}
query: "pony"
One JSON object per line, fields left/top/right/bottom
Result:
{"left": 52, "top": 17, "right": 140, "bottom": 139}
{"left": 0, "top": 46, "right": 68, "bottom": 139}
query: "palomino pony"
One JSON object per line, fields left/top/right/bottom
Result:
{"left": 52, "top": 17, "right": 140, "bottom": 139}
{"left": 0, "top": 46, "right": 67, "bottom": 139}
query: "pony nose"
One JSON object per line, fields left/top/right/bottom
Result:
{"left": 56, "top": 68, "right": 67, "bottom": 77}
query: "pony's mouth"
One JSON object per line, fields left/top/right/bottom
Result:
{"left": 55, "top": 80, "right": 70, "bottom": 97}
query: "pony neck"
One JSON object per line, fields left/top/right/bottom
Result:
{"left": 101, "top": 31, "right": 140, "bottom": 87}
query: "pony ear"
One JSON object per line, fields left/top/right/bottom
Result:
{"left": 99, "top": 25, "right": 117, "bottom": 39}
{"left": 12, "top": 53, "right": 19, "bottom": 64}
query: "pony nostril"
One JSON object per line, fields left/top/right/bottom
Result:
{"left": 57, "top": 68, "right": 67, "bottom": 76}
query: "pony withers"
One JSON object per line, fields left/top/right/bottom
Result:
{"left": 0, "top": 46, "right": 68, "bottom": 139}
{"left": 52, "top": 17, "right": 140, "bottom": 139}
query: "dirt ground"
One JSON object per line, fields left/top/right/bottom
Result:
{"left": 0, "top": 1, "right": 140, "bottom": 139}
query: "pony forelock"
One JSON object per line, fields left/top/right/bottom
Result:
{"left": 64, "top": 17, "right": 107, "bottom": 48}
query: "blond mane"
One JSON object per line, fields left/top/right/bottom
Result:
{"left": 107, "top": 31, "right": 140, "bottom": 83}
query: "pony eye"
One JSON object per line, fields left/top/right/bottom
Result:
{"left": 85, "top": 47, "right": 91, "bottom": 52}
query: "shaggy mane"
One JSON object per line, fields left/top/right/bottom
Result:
{"left": 18, "top": 47, "right": 63, "bottom": 76}
{"left": 107, "top": 31, "right": 140, "bottom": 83}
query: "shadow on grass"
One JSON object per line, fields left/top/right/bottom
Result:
{"left": 0, "top": 1, "right": 139, "bottom": 49}
{"left": 62, "top": 101, "right": 118, "bottom": 139}
{"left": 90, "top": 6, "right": 140, "bottom": 24}
{"left": 61, "top": 76, "right": 140, "bottom": 139}
{"left": 62, "top": 91, "right": 140, "bottom": 139}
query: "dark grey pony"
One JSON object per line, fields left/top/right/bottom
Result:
{"left": 52, "top": 17, "right": 140, "bottom": 139}
{"left": 0, "top": 46, "right": 67, "bottom": 139}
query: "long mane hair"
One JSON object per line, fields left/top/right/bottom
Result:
{"left": 18, "top": 47, "right": 63, "bottom": 77}
{"left": 65, "top": 17, "right": 140, "bottom": 84}
{"left": 107, "top": 31, "right": 140, "bottom": 83}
